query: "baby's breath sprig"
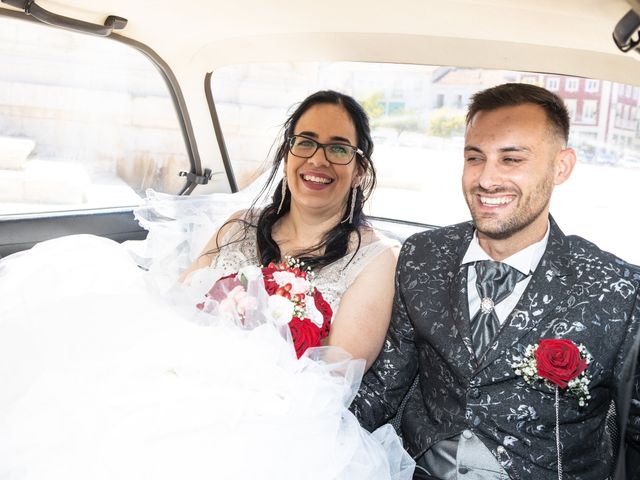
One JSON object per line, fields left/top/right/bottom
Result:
{"left": 568, "top": 345, "right": 593, "bottom": 407}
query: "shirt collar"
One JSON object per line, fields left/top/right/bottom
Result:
{"left": 461, "top": 222, "right": 550, "bottom": 275}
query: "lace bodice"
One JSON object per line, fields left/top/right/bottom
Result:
{"left": 214, "top": 222, "right": 398, "bottom": 318}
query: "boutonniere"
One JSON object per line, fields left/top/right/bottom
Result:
{"left": 511, "top": 339, "right": 592, "bottom": 406}
{"left": 511, "top": 339, "right": 592, "bottom": 480}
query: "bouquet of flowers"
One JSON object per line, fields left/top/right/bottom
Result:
{"left": 197, "top": 257, "right": 332, "bottom": 358}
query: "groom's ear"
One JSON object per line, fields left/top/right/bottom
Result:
{"left": 554, "top": 147, "right": 576, "bottom": 186}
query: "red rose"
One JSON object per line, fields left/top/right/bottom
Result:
{"left": 535, "top": 339, "right": 587, "bottom": 388}
{"left": 313, "top": 289, "right": 332, "bottom": 339}
{"left": 288, "top": 317, "right": 321, "bottom": 358}
{"left": 205, "top": 275, "right": 241, "bottom": 302}
{"left": 261, "top": 265, "right": 279, "bottom": 295}
{"left": 262, "top": 263, "right": 278, "bottom": 276}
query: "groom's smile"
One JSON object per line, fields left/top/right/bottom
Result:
{"left": 478, "top": 194, "right": 515, "bottom": 206}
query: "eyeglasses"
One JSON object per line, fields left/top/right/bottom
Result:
{"left": 287, "top": 135, "right": 363, "bottom": 165}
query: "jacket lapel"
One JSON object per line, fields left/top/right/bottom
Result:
{"left": 449, "top": 262, "right": 478, "bottom": 369}
{"left": 446, "top": 225, "right": 478, "bottom": 369}
{"left": 476, "top": 217, "right": 575, "bottom": 372}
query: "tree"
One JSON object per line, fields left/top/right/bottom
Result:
{"left": 428, "top": 108, "right": 465, "bottom": 138}
{"left": 359, "top": 92, "right": 384, "bottom": 120}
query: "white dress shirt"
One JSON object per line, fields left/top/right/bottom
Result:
{"left": 461, "top": 224, "right": 550, "bottom": 324}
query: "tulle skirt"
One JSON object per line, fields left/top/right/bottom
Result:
{"left": 0, "top": 234, "right": 414, "bottom": 479}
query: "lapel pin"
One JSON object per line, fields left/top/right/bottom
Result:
{"left": 480, "top": 297, "right": 495, "bottom": 314}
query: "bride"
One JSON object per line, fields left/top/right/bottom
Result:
{"left": 183, "top": 90, "right": 398, "bottom": 368}
{"left": 0, "top": 90, "right": 413, "bottom": 479}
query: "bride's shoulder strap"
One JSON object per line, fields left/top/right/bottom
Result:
{"left": 341, "top": 228, "right": 400, "bottom": 288}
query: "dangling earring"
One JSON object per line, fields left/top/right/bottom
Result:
{"left": 341, "top": 186, "right": 358, "bottom": 224}
{"left": 277, "top": 176, "right": 287, "bottom": 214}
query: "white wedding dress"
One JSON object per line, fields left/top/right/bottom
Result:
{"left": 0, "top": 191, "right": 414, "bottom": 480}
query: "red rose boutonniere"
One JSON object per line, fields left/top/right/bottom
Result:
{"left": 535, "top": 339, "right": 588, "bottom": 389}
{"left": 512, "top": 339, "right": 592, "bottom": 406}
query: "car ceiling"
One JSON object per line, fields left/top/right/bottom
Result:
{"left": 1, "top": 0, "right": 640, "bottom": 83}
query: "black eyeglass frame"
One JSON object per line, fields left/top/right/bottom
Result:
{"left": 287, "top": 135, "right": 365, "bottom": 165}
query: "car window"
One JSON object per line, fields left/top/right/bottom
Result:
{"left": 0, "top": 14, "right": 190, "bottom": 216}
{"left": 209, "top": 62, "right": 640, "bottom": 265}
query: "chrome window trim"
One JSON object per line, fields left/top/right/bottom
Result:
{"left": 204, "top": 71, "right": 238, "bottom": 193}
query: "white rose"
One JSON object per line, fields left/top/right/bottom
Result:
{"left": 266, "top": 294, "right": 294, "bottom": 326}
{"left": 219, "top": 285, "right": 250, "bottom": 315}
{"left": 238, "top": 265, "right": 262, "bottom": 282}
{"left": 272, "top": 271, "right": 309, "bottom": 295}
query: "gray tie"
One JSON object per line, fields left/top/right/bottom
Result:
{"left": 470, "top": 260, "right": 526, "bottom": 358}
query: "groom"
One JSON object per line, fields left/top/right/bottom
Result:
{"left": 352, "top": 83, "right": 640, "bottom": 479}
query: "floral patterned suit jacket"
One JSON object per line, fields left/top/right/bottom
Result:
{"left": 352, "top": 217, "right": 640, "bottom": 479}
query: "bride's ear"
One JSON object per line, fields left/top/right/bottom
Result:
{"left": 352, "top": 167, "right": 364, "bottom": 188}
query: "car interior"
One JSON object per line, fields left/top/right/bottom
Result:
{"left": 0, "top": 0, "right": 639, "bottom": 265}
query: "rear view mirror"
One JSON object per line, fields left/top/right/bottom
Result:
{"left": 613, "top": 9, "right": 640, "bottom": 52}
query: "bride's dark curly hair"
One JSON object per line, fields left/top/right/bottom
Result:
{"left": 219, "top": 90, "right": 376, "bottom": 271}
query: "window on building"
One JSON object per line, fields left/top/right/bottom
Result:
{"left": 564, "top": 99, "right": 578, "bottom": 121}
{"left": 565, "top": 78, "right": 579, "bottom": 92}
{"left": 546, "top": 77, "right": 560, "bottom": 91}
{"left": 585, "top": 79, "right": 600, "bottom": 93}
{"left": 582, "top": 100, "right": 598, "bottom": 123}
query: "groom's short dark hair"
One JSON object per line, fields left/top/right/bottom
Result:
{"left": 466, "top": 83, "right": 570, "bottom": 143}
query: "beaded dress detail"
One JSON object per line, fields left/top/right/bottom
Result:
{"left": 214, "top": 220, "right": 398, "bottom": 317}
